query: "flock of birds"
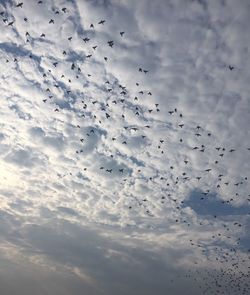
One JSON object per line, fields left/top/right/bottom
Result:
{"left": 1, "top": 1, "right": 250, "bottom": 295}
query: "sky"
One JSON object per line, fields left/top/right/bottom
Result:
{"left": 0, "top": 0, "right": 250, "bottom": 294}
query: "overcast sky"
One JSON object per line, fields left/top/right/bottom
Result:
{"left": 0, "top": 0, "right": 250, "bottom": 294}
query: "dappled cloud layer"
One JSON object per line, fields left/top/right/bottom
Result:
{"left": 0, "top": 0, "right": 250, "bottom": 294}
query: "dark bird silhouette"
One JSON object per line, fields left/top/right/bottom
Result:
{"left": 107, "top": 40, "right": 114, "bottom": 47}
{"left": 16, "top": 2, "right": 23, "bottom": 8}
{"left": 98, "top": 20, "right": 105, "bottom": 25}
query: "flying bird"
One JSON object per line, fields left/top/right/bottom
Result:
{"left": 98, "top": 20, "right": 105, "bottom": 24}
{"left": 16, "top": 2, "right": 23, "bottom": 8}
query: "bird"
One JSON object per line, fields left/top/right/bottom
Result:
{"left": 107, "top": 41, "right": 114, "bottom": 47}
{"left": 120, "top": 31, "right": 125, "bottom": 36}
{"left": 16, "top": 2, "right": 23, "bottom": 8}
{"left": 98, "top": 20, "right": 106, "bottom": 25}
